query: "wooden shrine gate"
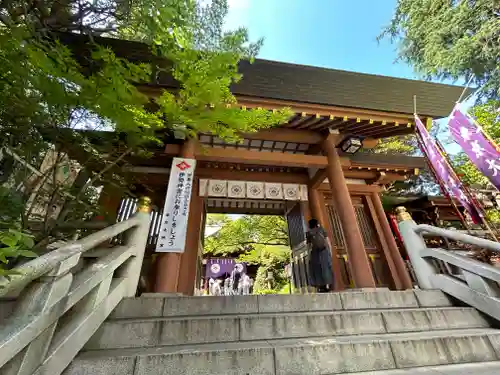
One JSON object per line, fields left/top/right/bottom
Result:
{"left": 326, "top": 198, "right": 393, "bottom": 288}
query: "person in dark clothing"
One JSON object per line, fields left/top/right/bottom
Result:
{"left": 306, "top": 218, "right": 334, "bottom": 293}
{"left": 230, "top": 265, "right": 241, "bottom": 294}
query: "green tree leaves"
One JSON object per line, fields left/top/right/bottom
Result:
{"left": 203, "top": 215, "right": 291, "bottom": 293}
{"left": 0, "top": 227, "right": 36, "bottom": 282}
{"left": 0, "top": 0, "right": 292, "bottom": 271}
{"left": 204, "top": 215, "right": 289, "bottom": 256}
{"left": 382, "top": 0, "right": 500, "bottom": 99}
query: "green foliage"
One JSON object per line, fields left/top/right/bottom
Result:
{"left": 371, "top": 134, "right": 442, "bottom": 196}
{"left": 470, "top": 100, "right": 499, "bottom": 142}
{"left": 0, "top": 0, "right": 292, "bottom": 257}
{"left": 239, "top": 244, "right": 290, "bottom": 294}
{"left": 382, "top": 0, "right": 500, "bottom": 99}
{"left": 0, "top": 227, "right": 36, "bottom": 282}
{"left": 203, "top": 215, "right": 291, "bottom": 294}
{"left": 206, "top": 214, "right": 232, "bottom": 227}
{"left": 251, "top": 258, "right": 289, "bottom": 295}
{"left": 373, "top": 135, "right": 417, "bottom": 156}
{"left": 486, "top": 210, "right": 500, "bottom": 224}
{"left": 239, "top": 245, "right": 290, "bottom": 268}
{"left": 204, "top": 215, "right": 289, "bottom": 256}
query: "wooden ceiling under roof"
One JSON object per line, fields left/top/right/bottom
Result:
{"left": 198, "top": 134, "right": 311, "bottom": 154}
{"left": 235, "top": 96, "right": 418, "bottom": 139}
{"left": 206, "top": 198, "right": 287, "bottom": 215}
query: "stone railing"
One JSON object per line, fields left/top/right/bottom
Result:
{"left": 397, "top": 206, "right": 500, "bottom": 321}
{"left": 0, "top": 197, "right": 152, "bottom": 375}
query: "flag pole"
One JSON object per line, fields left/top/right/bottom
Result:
{"left": 414, "top": 130, "right": 471, "bottom": 230}
{"left": 413, "top": 99, "right": 473, "bottom": 232}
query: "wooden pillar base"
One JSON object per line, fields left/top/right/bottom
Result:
{"left": 371, "top": 192, "right": 413, "bottom": 289}
{"left": 155, "top": 253, "right": 181, "bottom": 293}
{"left": 178, "top": 179, "right": 203, "bottom": 296}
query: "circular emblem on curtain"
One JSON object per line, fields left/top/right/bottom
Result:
{"left": 210, "top": 264, "right": 221, "bottom": 274}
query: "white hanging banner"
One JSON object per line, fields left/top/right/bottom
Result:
{"left": 155, "top": 158, "right": 196, "bottom": 253}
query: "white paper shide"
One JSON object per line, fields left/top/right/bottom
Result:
{"left": 155, "top": 158, "right": 196, "bottom": 253}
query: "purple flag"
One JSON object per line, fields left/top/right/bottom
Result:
{"left": 415, "top": 115, "right": 482, "bottom": 224}
{"left": 448, "top": 105, "right": 500, "bottom": 191}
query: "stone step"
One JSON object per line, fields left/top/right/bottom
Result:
{"left": 86, "top": 307, "right": 489, "bottom": 349}
{"left": 347, "top": 361, "right": 500, "bottom": 374}
{"left": 65, "top": 328, "right": 500, "bottom": 375}
{"left": 109, "top": 289, "right": 452, "bottom": 319}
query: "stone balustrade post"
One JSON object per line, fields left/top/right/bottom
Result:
{"left": 396, "top": 206, "right": 435, "bottom": 289}
{"left": 120, "top": 196, "right": 152, "bottom": 297}
{"left": 0, "top": 249, "right": 81, "bottom": 374}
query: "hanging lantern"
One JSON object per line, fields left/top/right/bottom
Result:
{"left": 339, "top": 136, "right": 363, "bottom": 154}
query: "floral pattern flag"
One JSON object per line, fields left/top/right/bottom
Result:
{"left": 415, "top": 115, "right": 482, "bottom": 224}
{"left": 448, "top": 105, "right": 500, "bottom": 191}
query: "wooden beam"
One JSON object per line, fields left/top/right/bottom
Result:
{"left": 206, "top": 206, "right": 285, "bottom": 215}
{"left": 306, "top": 143, "right": 324, "bottom": 155}
{"left": 374, "top": 171, "right": 387, "bottom": 185}
{"left": 362, "top": 138, "right": 379, "bottom": 149}
{"left": 240, "top": 128, "right": 323, "bottom": 144}
{"left": 236, "top": 95, "right": 414, "bottom": 124}
{"left": 372, "top": 172, "right": 408, "bottom": 185}
{"left": 319, "top": 183, "right": 382, "bottom": 193}
{"left": 138, "top": 86, "right": 413, "bottom": 124}
{"left": 196, "top": 168, "right": 309, "bottom": 184}
{"left": 343, "top": 170, "right": 378, "bottom": 179}
{"left": 164, "top": 144, "right": 350, "bottom": 168}
{"left": 307, "top": 132, "right": 343, "bottom": 155}
{"left": 309, "top": 169, "right": 328, "bottom": 189}
{"left": 133, "top": 168, "right": 310, "bottom": 185}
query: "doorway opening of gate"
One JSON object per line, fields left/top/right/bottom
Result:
{"left": 200, "top": 198, "right": 297, "bottom": 296}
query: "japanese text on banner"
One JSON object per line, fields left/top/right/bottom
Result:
{"left": 155, "top": 158, "right": 196, "bottom": 253}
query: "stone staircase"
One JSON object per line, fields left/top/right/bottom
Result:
{"left": 63, "top": 289, "right": 500, "bottom": 375}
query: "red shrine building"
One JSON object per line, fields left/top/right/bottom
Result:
{"left": 75, "top": 35, "right": 467, "bottom": 295}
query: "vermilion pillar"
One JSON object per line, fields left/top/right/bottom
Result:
{"left": 371, "top": 192, "right": 413, "bottom": 289}
{"left": 308, "top": 187, "right": 344, "bottom": 290}
{"left": 322, "top": 137, "right": 376, "bottom": 288}
{"left": 308, "top": 188, "right": 328, "bottom": 228}
{"left": 155, "top": 138, "right": 197, "bottom": 293}
{"left": 300, "top": 201, "right": 312, "bottom": 225}
{"left": 177, "top": 178, "right": 204, "bottom": 295}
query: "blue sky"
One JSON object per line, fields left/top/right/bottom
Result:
{"left": 224, "top": 0, "right": 472, "bottom": 154}
{"left": 206, "top": 1, "right": 471, "bottom": 228}
{"left": 226, "top": 0, "right": 417, "bottom": 80}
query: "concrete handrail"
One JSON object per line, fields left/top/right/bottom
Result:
{"left": 0, "top": 216, "right": 142, "bottom": 297}
{"left": 415, "top": 224, "right": 500, "bottom": 252}
{"left": 396, "top": 206, "right": 500, "bottom": 322}
{"left": 0, "top": 198, "right": 152, "bottom": 375}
